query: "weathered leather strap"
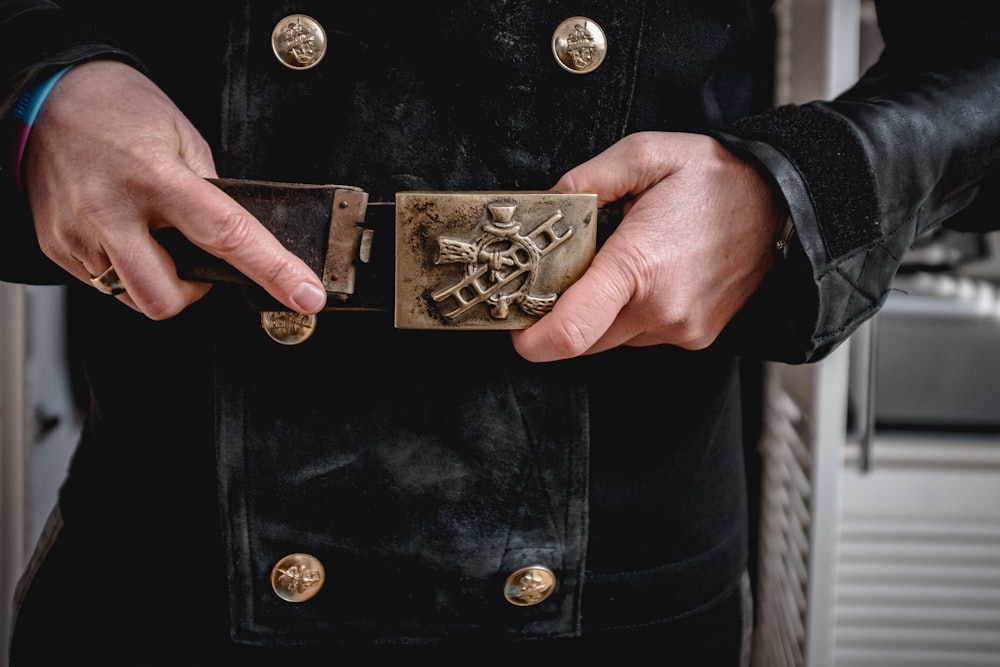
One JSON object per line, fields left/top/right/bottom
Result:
{"left": 154, "top": 178, "right": 388, "bottom": 311}
{"left": 154, "top": 178, "right": 619, "bottom": 313}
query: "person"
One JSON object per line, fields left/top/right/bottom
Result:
{"left": 2, "top": 1, "right": 998, "bottom": 664}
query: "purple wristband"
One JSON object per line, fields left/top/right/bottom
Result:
{"left": 10, "top": 66, "right": 73, "bottom": 191}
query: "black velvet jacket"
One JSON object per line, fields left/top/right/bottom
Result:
{"left": 2, "top": 0, "right": 999, "bottom": 655}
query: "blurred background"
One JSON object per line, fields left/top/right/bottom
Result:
{"left": 751, "top": 2, "right": 1000, "bottom": 666}
{"left": 2, "top": 1, "right": 999, "bottom": 665}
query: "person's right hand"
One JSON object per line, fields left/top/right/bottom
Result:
{"left": 23, "top": 59, "right": 328, "bottom": 319}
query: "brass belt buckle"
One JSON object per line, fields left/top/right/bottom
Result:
{"left": 394, "top": 192, "right": 598, "bottom": 329}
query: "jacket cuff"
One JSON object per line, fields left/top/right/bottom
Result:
{"left": 711, "top": 104, "right": 891, "bottom": 362}
{"left": 726, "top": 104, "right": 882, "bottom": 259}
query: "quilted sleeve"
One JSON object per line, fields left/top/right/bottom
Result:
{"left": 715, "top": 3, "right": 1000, "bottom": 363}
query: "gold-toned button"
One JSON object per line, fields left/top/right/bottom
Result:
{"left": 503, "top": 565, "right": 556, "bottom": 606}
{"left": 551, "top": 17, "right": 607, "bottom": 74}
{"left": 271, "top": 14, "right": 327, "bottom": 70}
{"left": 271, "top": 553, "right": 325, "bottom": 602}
{"left": 261, "top": 311, "right": 317, "bottom": 345}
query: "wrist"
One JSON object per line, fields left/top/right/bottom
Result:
{"left": 10, "top": 65, "right": 73, "bottom": 192}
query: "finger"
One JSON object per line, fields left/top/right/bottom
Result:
{"left": 585, "top": 307, "right": 717, "bottom": 354}
{"left": 551, "top": 132, "right": 676, "bottom": 203}
{"left": 100, "top": 239, "right": 212, "bottom": 319}
{"left": 77, "top": 225, "right": 206, "bottom": 316}
{"left": 151, "top": 173, "right": 328, "bottom": 314}
{"left": 511, "top": 242, "right": 635, "bottom": 362}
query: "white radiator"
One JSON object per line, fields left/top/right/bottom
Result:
{"left": 833, "top": 448, "right": 1000, "bottom": 666}
{"left": 751, "top": 359, "right": 1000, "bottom": 667}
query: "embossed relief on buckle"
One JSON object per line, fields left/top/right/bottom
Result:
{"left": 394, "top": 192, "right": 597, "bottom": 330}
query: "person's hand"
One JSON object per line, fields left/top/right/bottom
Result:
{"left": 511, "top": 131, "right": 785, "bottom": 362}
{"left": 23, "top": 60, "right": 327, "bottom": 318}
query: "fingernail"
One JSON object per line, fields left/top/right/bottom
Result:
{"left": 292, "top": 282, "right": 327, "bottom": 313}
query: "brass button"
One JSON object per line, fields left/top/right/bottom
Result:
{"left": 271, "top": 553, "right": 325, "bottom": 602}
{"left": 271, "top": 14, "right": 327, "bottom": 70}
{"left": 260, "top": 311, "right": 317, "bottom": 345}
{"left": 551, "top": 17, "right": 607, "bottom": 74}
{"left": 503, "top": 565, "right": 556, "bottom": 606}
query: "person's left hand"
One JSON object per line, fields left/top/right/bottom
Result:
{"left": 511, "top": 131, "right": 785, "bottom": 362}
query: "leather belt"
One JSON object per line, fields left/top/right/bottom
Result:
{"left": 154, "top": 178, "right": 620, "bottom": 338}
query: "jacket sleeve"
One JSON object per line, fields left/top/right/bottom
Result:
{"left": 714, "top": 3, "right": 1000, "bottom": 364}
{"left": 0, "top": 0, "right": 144, "bottom": 284}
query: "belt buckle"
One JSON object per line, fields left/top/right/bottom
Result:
{"left": 394, "top": 191, "right": 597, "bottom": 330}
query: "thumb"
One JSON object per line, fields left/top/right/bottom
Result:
{"left": 551, "top": 132, "right": 674, "bottom": 203}
{"left": 510, "top": 244, "right": 633, "bottom": 361}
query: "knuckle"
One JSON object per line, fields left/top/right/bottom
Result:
{"left": 35, "top": 234, "right": 61, "bottom": 260}
{"left": 665, "top": 311, "right": 717, "bottom": 351}
{"left": 626, "top": 132, "right": 663, "bottom": 170}
{"left": 556, "top": 170, "right": 582, "bottom": 193}
{"left": 142, "top": 282, "right": 212, "bottom": 321}
{"left": 141, "top": 300, "right": 184, "bottom": 321}
{"left": 117, "top": 141, "right": 177, "bottom": 194}
{"left": 209, "top": 209, "right": 254, "bottom": 254}
{"left": 263, "top": 255, "right": 300, "bottom": 286}
{"left": 544, "top": 318, "right": 592, "bottom": 358}
{"left": 676, "top": 330, "right": 716, "bottom": 351}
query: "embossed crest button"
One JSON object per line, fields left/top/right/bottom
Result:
{"left": 260, "top": 311, "right": 317, "bottom": 345}
{"left": 271, "top": 553, "right": 325, "bottom": 602}
{"left": 272, "top": 14, "right": 327, "bottom": 70}
{"left": 503, "top": 565, "right": 556, "bottom": 606}
{"left": 551, "top": 16, "right": 607, "bottom": 74}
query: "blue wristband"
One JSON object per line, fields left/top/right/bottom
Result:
{"left": 10, "top": 65, "right": 73, "bottom": 191}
